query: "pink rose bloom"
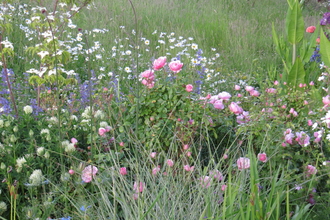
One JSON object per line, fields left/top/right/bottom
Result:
{"left": 218, "top": 91, "right": 231, "bottom": 100}
{"left": 184, "top": 165, "right": 194, "bottom": 172}
{"left": 98, "top": 128, "right": 107, "bottom": 136}
{"left": 69, "top": 169, "right": 75, "bottom": 175}
{"left": 257, "top": 153, "right": 267, "bottom": 163}
{"left": 295, "top": 131, "right": 310, "bottom": 147}
{"left": 153, "top": 56, "right": 167, "bottom": 70}
{"left": 209, "top": 169, "right": 223, "bottom": 181}
{"left": 213, "top": 100, "right": 224, "bottom": 110}
{"left": 120, "top": 167, "right": 127, "bottom": 175}
{"left": 133, "top": 181, "right": 145, "bottom": 193}
{"left": 314, "top": 131, "right": 322, "bottom": 143}
{"left": 285, "top": 132, "right": 295, "bottom": 145}
{"left": 237, "top": 157, "right": 250, "bottom": 170}
{"left": 249, "top": 90, "right": 260, "bottom": 97}
{"left": 146, "top": 81, "right": 155, "bottom": 89}
{"left": 71, "top": 138, "right": 78, "bottom": 144}
{"left": 306, "top": 165, "right": 317, "bottom": 176}
{"left": 166, "top": 159, "right": 174, "bottom": 167}
{"left": 245, "top": 86, "right": 254, "bottom": 92}
{"left": 82, "top": 165, "right": 98, "bottom": 183}
{"left": 322, "top": 95, "right": 330, "bottom": 107}
{"left": 169, "top": 60, "right": 183, "bottom": 73}
{"left": 306, "top": 26, "right": 316, "bottom": 33}
{"left": 266, "top": 88, "right": 277, "bottom": 94}
{"left": 150, "top": 152, "right": 157, "bottom": 158}
{"left": 186, "top": 84, "right": 193, "bottom": 92}
{"left": 140, "top": 69, "right": 155, "bottom": 80}
{"left": 199, "top": 176, "right": 212, "bottom": 188}
{"left": 234, "top": 85, "right": 241, "bottom": 90}
{"left": 152, "top": 166, "right": 160, "bottom": 175}
{"left": 228, "top": 102, "right": 243, "bottom": 115}
{"left": 141, "top": 79, "right": 148, "bottom": 85}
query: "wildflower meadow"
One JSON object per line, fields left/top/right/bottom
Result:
{"left": 1, "top": 0, "right": 330, "bottom": 219}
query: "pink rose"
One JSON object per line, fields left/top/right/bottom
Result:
{"left": 98, "top": 128, "right": 107, "bottom": 136}
{"left": 186, "top": 84, "right": 193, "bottom": 92}
{"left": 245, "top": 86, "right": 254, "bottom": 92}
{"left": 228, "top": 102, "right": 243, "bottom": 115}
{"left": 199, "top": 176, "right": 212, "bottom": 188}
{"left": 133, "top": 181, "right": 145, "bottom": 193}
{"left": 184, "top": 165, "right": 194, "bottom": 172}
{"left": 153, "top": 56, "right": 167, "bottom": 70}
{"left": 234, "top": 85, "right": 241, "bottom": 90}
{"left": 306, "top": 165, "right": 317, "bottom": 176}
{"left": 81, "top": 165, "right": 98, "bottom": 183}
{"left": 120, "top": 167, "right": 127, "bottom": 175}
{"left": 249, "top": 90, "right": 260, "bottom": 97}
{"left": 169, "top": 60, "right": 183, "bottom": 73}
{"left": 166, "top": 159, "right": 174, "bottom": 167}
{"left": 306, "top": 26, "right": 316, "bottom": 33}
{"left": 237, "top": 157, "right": 250, "bottom": 170}
{"left": 140, "top": 69, "right": 155, "bottom": 80}
{"left": 213, "top": 100, "right": 224, "bottom": 110}
{"left": 257, "top": 153, "right": 267, "bottom": 163}
{"left": 218, "top": 91, "right": 231, "bottom": 100}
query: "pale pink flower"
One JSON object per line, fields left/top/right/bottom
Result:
{"left": 69, "top": 169, "right": 75, "bottom": 175}
{"left": 98, "top": 128, "right": 107, "bottom": 136}
{"left": 213, "top": 100, "right": 224, "bottom": 110}
{"left": 223, "top": 154, "right": 228, "bottom": 159}
{"left": 218, "top": 92, "right": 231, "bottom": 100}
{"left": 82, "top": 165, "right": 98, "bottom": 183}
{"left": 228, "top": 102, "right": 243, "bottom": 115}
{"left": 295, "top": 131, "right": 310, "bottom": 147}
{"left": 209, "top": 170, "right": 223, "bottom": 181}
{"left": 306, "top": 165, "right": 317, "bottom": 176}
{"left": 169, "top": 60, "right": 183, "bottom": 73}
{"left": 184, "top": 165, "right": 194, "bottom": 172}
{"left": 309, "top": 81, "right": 314, "bottom": 86}
{"left": 249, "top": 90, "right": 260, "bottom": 97}
{"left": 308, "top": 120, "right": 313, "bottom": 126}
{"left": 166, "top": 159, "right": 174, "bottom": 167}
{"left": 186, "top": 84, "right": 193, "bottom": 92}
{"left": 120, "top": 167, "right": 127, "bottom": 175}
{"left": 183, "top": 144, "right": 190, "bottom": 150}
{"left": 150, "top": 152, "right": 157, "bottom": 158}
{"left": 152, "top": 166, "right": 160, "bottom": 175}
{"left": 133, "top": 181, "right": 145, "bottom": 193}
{"left": 237, "top": 157, "right": 250, "bottom": 170}
{"left": 234, "top": 85, "right": 241, "bottom": 90}
{"left": 119, "top": 142, "right": 125, "bottom": 147}
{"left": 221, "top": 185, "right": 227, "bottom": 191}
{"left": 140, "top": 69, "right": 155, "bottom": 80}
{"left": 257, "top": 153, "right": 267, "bottom": 163}
{"left": 71, "top": 138, "right": 78, "bottom": 144}
{"left": 314, "top": 131, "right": 322, "bottom": 143}
{"left": 153, "top": 56, "right": 167, "bottom": 70}
{"left": 186, "top": 151, "right": 192, "bottom": 157}
{"left": 322, "top": 95, "right": 330, "bottom": 107}
{"left": 266, "top": 88, "right": 277, "bottom": 94}
{"left": 245, "top": 86, "right": 254, "bottom": 92}
{"left": 274, "top": 80, "right": 279, "bottom": 85}
{"left": 199, "top": 176, "right": 212, "bottom": 188}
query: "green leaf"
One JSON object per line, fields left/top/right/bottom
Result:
{"left": 286, "top": 0, "right": 304, "bottom": 44}
{"left": 320, "top": 29, "right": 330, "bottom": 68}
{"left": 288, "top": 57, "right": 305, "bottom": 87}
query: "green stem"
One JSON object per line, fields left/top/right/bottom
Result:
{"left": 292, "top": 43, "right": 296, "bottom": 65}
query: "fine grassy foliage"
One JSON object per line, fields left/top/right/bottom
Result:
{"left": 1, "top": 0, "right": 330, "bottom": 219}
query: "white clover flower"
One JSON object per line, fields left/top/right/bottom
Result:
{"left": 100, "top": 121, "right": 108, "bottom": 128}
{"left": 29, "top": 169, "right": 43, "bottom": 186}
{"left": 16, "top": 157, "right": 27, "bottom": 168}
{"left": 0, "top": 201, "right": 7, "bottom": 213}
{"left": 23, "top": 105, "right": 33, "bottom": 114}
{"left": 70, "top": 115, "right": 78, "bottom": 121}
{"left": 40, "top": 129, "right": 50, "bottom": 135}
{"left": 37, "top": 147, "right": 45, "bottom": 156}
{"left": 44, "top": 151, "right": 50, "bottom": 159}
{"left": 65, "top": 144, "right": 75, "bottom": 153}
{"left": 48, "top": 116, "right": 58, "bottom": 124}
{"left": 94, "top": 110, "right": 104, "bottom": 119}
{"left": 61, "top": 140, "right": 70, "bottom": 148}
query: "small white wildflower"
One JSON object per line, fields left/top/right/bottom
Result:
{"left": 191, "top": 43, "right": 198, "bottom": 50}
{"left": 125, "top": 50, "right": 131, "bottom": 55}
{"left": 94, "top": 110, "right": 104, "bottom": 119}
{"left": 65, "top": 143, "right": 75, "bottom": 153}
{"left": 124, "top": 67, "right": 132, "bottom": 73}
{"left": 37, "top": 51, "right": 49, "bottom": 59}
{"left": 144, "top": 40, "right": 150, "bottom": 45}
{"left": 70, "top": 115, "right": 78, "bottom": 121}
{"left": 40, "top": 129, "right": 50, "bottom": 135}
{"left": 0, "top": 201, "right": 7, "bottom": 213}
